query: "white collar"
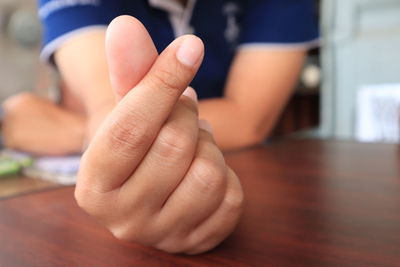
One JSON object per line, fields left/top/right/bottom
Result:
{"left": 148, "top": 0, "right": 184, "bottom": 14}
{"left": 148, "top": 0, "right": 197, "bottom": 37}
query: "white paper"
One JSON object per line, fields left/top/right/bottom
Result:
{"left": 356, "top": 84, "right": 400, "bottom": 143}
{"left": 22, "top": 155, "right": 81, "bottom": 185}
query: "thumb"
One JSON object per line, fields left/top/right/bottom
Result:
{"left": 106, "top": 15, "right": 158, "bottom": 100}
{"left": 80, "top": 35, "right": 204, "bottom": 192}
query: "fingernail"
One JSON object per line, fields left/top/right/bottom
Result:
{"left": 176, "top": 36, "right": 203, "bottom": 67}
{"left": 199, "top": 119, "right": 213, "bottom": 133}
{"left": 182, "top": 87, "right": 198, "bottom": 103}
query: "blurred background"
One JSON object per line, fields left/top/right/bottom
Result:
{"left": 1, "top": 0, "right": 400, "bottom": 143}
{"left": 0, "top": 0, "right": 53, "bottom": 101}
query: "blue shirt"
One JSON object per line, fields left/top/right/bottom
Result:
{"left": 38, "top": 0, "right": 319, "bottom": 99}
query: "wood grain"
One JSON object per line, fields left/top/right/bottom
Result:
{"left": 0, "top": 139, "right": 399, "bottom": 266}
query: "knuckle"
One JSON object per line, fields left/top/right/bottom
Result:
{"left": 74, "top": 185, "right": 102, "bottom": 217}
{"left": 190, "top": 157, "right": 227, "bottom": 194}
{"left": 107, "top": 115, "right": 151, "bottom": 158}
{"left": 155, "top": 126, "right": 194, "bottom": 160}
{"left": 74, "top": 179, "right": 113, "bottom": 219}
{"left": 223, "top": 187, "right": 245, "bottom": 215}
{"left": 178, "top": 96, "right": 198, "bottom": 115}
{"left": 110, "top": 224, "right": 138, "bottom": 242}
{"left": 110, "top": 221, "right": 162, "bottom": 246}
{"left": 148, "top": 67, "right": 182, "bottom": 95}
{"left": 74, "top": 186, "right": 90, "bottom": 211}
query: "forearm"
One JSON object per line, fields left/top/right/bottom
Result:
{"left": 198, "top": 98, "right": 276, "bottom": 151}
{"left": 55, "top": 31, "right": 117, "bottom": 139}
{"left": 55, "top": 31, "right": 115, "bottom": 115}
{"left": 203, "top": 50, "right": 306, "bottom": 150}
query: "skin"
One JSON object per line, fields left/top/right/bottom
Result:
{"left": 1, "top": 1, "right": 306, "bottom": 253}
{"left": 2, "top": 30, "right": 305, "bottom": 154}
{"left": 75, "top": 16, "right": 244, "bottom": 254}
{"left": 2, "top": 93, "right": 85, "bottom": 155}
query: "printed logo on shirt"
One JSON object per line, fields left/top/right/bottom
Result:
{"left": 223, "top": 2, "right": 240, "bottom": 44}
{"left": 39, "top": 0, "right": 100, "bottom": 19}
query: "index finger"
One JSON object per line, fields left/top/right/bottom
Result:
{"left": 78, "top": 34, "right": 204, "bottom": 193}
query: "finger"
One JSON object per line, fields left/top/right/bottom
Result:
{"left": 118, "top": 87, "right": 199, "bottom": 212}
{"left": 80, "top": 88, "right": 199, "bottom": 247}
{"left": 185, "top": 167, "right": 244, "bottom": 254}
{"left": 78, "top": 35, "right": 204, "bottom": 193}
{"left": 155, "top": 127, "right": 227, "bottom": 237}
{"left": 106, "top": 15, "right": 158, "bottom": 100}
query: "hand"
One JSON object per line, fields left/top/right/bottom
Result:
{"left": 75, "top": 16, "right": 244, "bottom": 254}
{"left": 2, "top": 92, "right": 85, "bottom": 155}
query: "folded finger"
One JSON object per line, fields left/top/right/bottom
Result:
{"left": 185, "top": 167, "right": 244, "bottom": 254}
{"left": 155, "top": 127, "right": 227, "bottom": 236}
{"left": 78, "top": 35, "right": 204, "bottom": 193}
{"left": 118, "top": 87, "right": 199, "bottom": 213}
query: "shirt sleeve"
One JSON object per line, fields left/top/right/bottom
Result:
{"left": 38, "top": 0, "right": 122, "bottom": 61}
{"left": 238, "top": 0, "right": 319, "bottom": 50}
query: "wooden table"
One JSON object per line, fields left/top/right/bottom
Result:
{"left": 0, "top": 139, "right": 399, "bottom": 266}
{"left": 0, "top": 175, "right": 58, "bottom": 199}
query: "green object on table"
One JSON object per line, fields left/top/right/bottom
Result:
{"left": 17, "top": 156, "right": 33, "bottom": 168}
{"left": 0, "top": 159, "right": 21, "bottom": 177}
{"left": 0, "top": 150, "right": 33, "bottom": 177}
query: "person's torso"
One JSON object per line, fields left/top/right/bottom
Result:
{"left": 110, "top": 0, "right": 246, "bottom": 99}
